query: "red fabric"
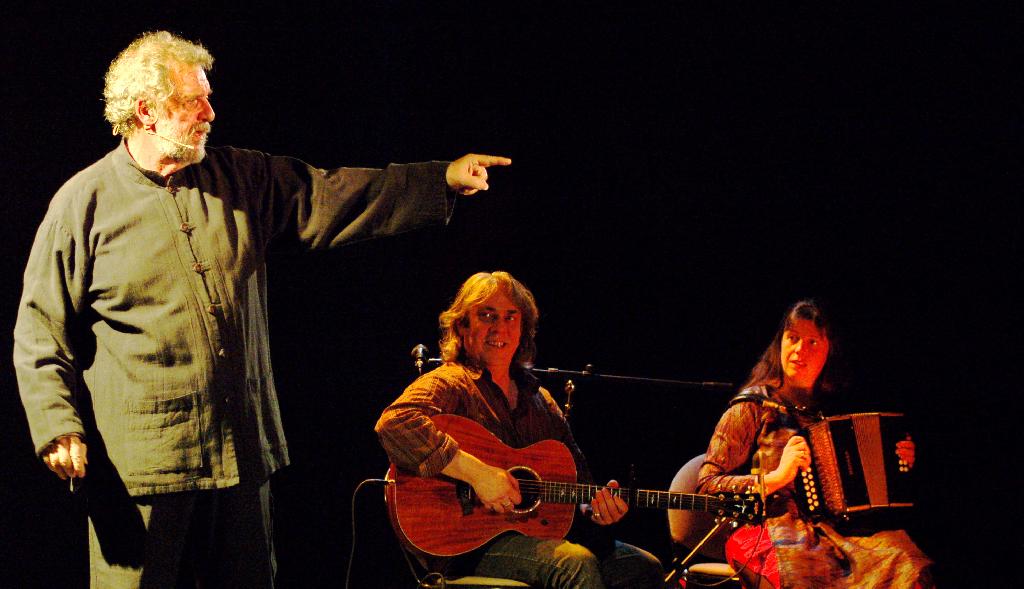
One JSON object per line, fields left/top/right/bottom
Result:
{"left": 726, "top": 525, "right": 781, "bottom": 589}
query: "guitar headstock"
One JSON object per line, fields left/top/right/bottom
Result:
{"left": 713, "top": 489, "right": 764, "bottom": 524}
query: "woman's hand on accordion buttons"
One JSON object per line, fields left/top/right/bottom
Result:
{"left": 895, "top": 436, "right": 916, "bottom": 471}
{"left": 765, "top": 435, "right": 813, "bottom": 494}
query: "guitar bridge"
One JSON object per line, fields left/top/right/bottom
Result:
{"left": 456, "top": 481, "right": 474, "bottom": 515}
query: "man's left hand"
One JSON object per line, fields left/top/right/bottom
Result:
{"left": 589, "top": 480, "right": 628, "bottom": 526}
{"left": 446, "top": 154, "right": 512, "bottom": 195}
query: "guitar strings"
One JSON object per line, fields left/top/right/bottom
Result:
{"left": 511, "top": 479, "right": 750, "bottom": 511}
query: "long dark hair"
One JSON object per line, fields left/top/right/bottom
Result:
{"left": 742, "top": 299, "right": 846, "bottom": 396}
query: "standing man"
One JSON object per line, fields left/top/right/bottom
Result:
{"left": 13, "top": 30, "right": 509, "bottom": 587}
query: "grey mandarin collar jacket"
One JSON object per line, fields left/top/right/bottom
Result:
{"left": 15, "top": 141, "right": 450, "bottom": 496}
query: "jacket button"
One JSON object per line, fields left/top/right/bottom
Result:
{"left": 207, "top": 305, "right": 216, "bottom": 314}
{"left": 180, "top": 222, "right": 193, "bottom": 233}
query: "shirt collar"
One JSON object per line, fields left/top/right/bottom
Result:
{"left": 465, "top": 364, "right": 540, "bottom": 398}
{"left": 114, "top": 139, "right": 195, "bottom": 187}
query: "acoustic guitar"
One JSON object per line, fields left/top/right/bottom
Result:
{"left": 386, "top": 414, "right": 762, "bottom": 557}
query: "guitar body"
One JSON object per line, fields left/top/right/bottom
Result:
{"left": 386, "top": 414, "right": 578, "bottom": 557}
{"left": 386, "top": 414, "right": 763, "bottom": 558}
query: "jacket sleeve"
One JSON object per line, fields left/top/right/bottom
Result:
{"left": 696, "top": 401, "right": 762, "bottom": 494}
{"left": 13, "top": 211, "right": 89, "bottom": 455}
{"left": 375, "top": 370, "right": 465, "bottom": 477}
{"left": 240, "top": 149, "right": 452, "bottom": 251}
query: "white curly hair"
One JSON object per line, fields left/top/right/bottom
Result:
{"left": 103, "top": 31, "right": 213, "bottom": 138}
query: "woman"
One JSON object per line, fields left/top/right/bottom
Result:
{"left": 695, "top": 299, "right": 933, "bottom": 588}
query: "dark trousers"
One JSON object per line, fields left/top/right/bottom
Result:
{"left": 87, "top": 480, "right": 275, "bottom": 588}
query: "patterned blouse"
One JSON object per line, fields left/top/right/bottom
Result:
{"left": 696, "top": 386, "right": 933, "bottom": 588}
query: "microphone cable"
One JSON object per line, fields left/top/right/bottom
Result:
{"left": 345, "top": 476, "right": 470, "bottom": 589}
{"left": 344, "top": 477, "right": 391, "bottom": 589}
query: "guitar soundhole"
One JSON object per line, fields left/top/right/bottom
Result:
{"left": 508, "top": 465, "right": 542, "bottom": 514}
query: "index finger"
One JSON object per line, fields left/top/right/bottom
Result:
{"left": 505, "top": 472, "right": 522, "bottom": 503}
{"left": 70, "top": 439, "right": 87, "bottom": 478}
{"left": 473, "top": 155, "right": 512, "bottom": 168}
{"left": 592, "top": 490, "right": 612, "bottom": 512}
{"left": 612, "top": 495, "right": 629, "bottom": 515}
{"left": 53, "top": 445, "right": 72, "bottom": 479}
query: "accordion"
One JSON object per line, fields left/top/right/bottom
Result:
{"left": 795, "top": 412, "right": 914, "bottom": 519}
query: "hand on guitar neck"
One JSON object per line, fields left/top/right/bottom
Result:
{"left": 587, "top": 480, "right": 629, "bottom": 526}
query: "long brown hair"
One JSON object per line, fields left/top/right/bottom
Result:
{"left": 742, "top": 299, "right": 844, "bottom": 396}
{"left": 438, "top": 271, "right": 539, "bottom": 369}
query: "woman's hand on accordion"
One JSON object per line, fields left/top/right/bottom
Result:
{"left": 896, "top": 436, "right": 916, "bottom": 471}
{"left": 764, "top": 435, "right": 814, "bottom": 495}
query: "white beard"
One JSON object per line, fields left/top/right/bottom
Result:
{"left": 156, "top": 124, "right": 210, "bottom": 164}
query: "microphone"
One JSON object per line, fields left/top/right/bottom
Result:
{"left": 146, "top": 129, "right": 196, "bottom": 150}
{"left": 758, "top": 398, "right": 793, "bottom": 414}
{"left": 411, "top": 344, "right": 428, "bottom": 374}
{"left": 730, "top": 391, "right": 806, "bottom": 415}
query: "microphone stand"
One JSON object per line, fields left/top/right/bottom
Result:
{"left": 413, "top": 350, "right": 734, "bottom": 420}
{"left": 528, "top": 364, "right": 733, "bottom": 389}
{"left": 528, "top": 364, "right": 733, "bottom": 420}
{"left": 663, "top": 517, "right": 735, "bottom": 586}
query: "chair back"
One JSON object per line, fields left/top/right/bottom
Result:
{"left": 667, "top": 453, "right": 729, "bottom": 559}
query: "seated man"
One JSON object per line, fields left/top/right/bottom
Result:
{"left": 376, "top": 271, "right": 663, "bottom": 588}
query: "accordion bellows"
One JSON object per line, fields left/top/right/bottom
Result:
{"left": 796, "top": 412, "right": 914, "bottom": 518}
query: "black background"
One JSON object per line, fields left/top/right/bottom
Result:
{"left": 1, "top": 4, "right": 1018, "bottom": 588}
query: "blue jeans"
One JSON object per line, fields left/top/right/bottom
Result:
{"left": 468, "top": 534, "right": 663, "bottom": 589}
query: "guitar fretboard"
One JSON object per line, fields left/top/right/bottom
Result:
{"left": 516, "top": 480, "right": 744, "bottom": 514}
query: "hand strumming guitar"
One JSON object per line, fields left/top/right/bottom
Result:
{"left": 442, "top": 449, "right": 522, "bottom": 513}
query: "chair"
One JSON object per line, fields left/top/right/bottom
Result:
{"left": 665, "top": 454, "right": 740, "bottom": 587}
{"left": 420, "top": 574, "right": 530, "bottom": 588}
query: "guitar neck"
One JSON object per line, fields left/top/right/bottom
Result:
{"left": 521, "top": 480, "right": 733, "bottom": 513}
